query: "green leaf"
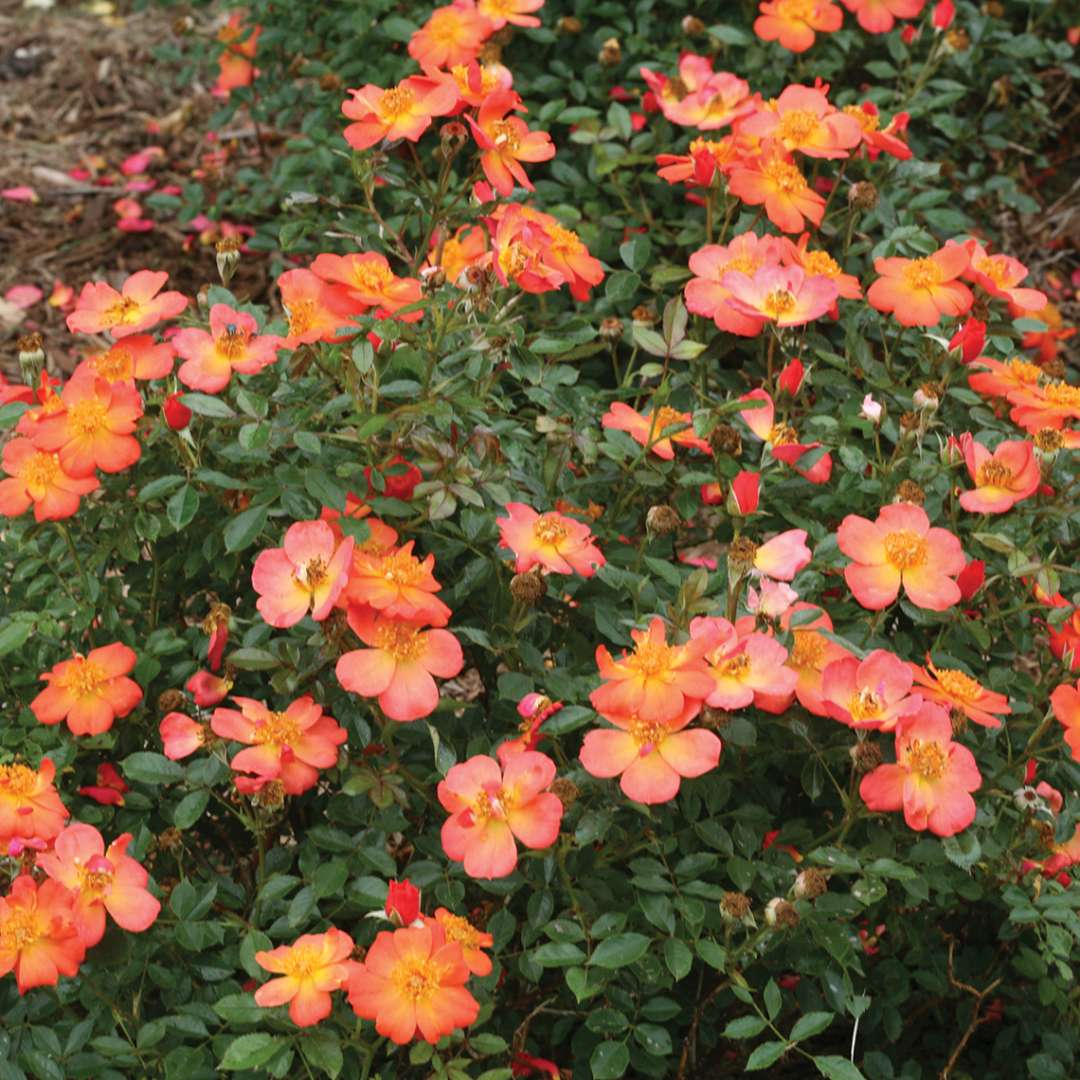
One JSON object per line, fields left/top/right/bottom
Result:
{"left": 137, "top": 475, "right": 186, "bottom": 503}
{"left": 790, "top": 1012, "right": 835, "bottom": 1042}
{"left": 663, "top": 938, "right": 692, "bottom": 981}
{"left": 223, "top": 504, "right": 269, "bottom": 553}
{"left": 0, "top": 616, "right": 33, "bottom": 658}
{"left": 589, "top": 932, "right": 650, "bottom": 968}
{"left": 619, "top": 235, "right": 652, "bottom": 272}
{"left": 300, "top": 1031, "right": 343, "bottom": 1078}
{"left": 166, "top": 484, "right": 200, "bottom": 531}
{"left": 942, "top": 832, "right": 981, "bottom": 871}
{"left": 723, "top": 1016, "right": 768, "bottom": 1038}
{"left": 182, "top": 392, "right": 236, "bottom": 418}
{"left": 219, "top": 1033, "right": 284, "bottom": 1071}
{"left": 813, "top": 1055, "right": 868, "bottom": 1080}
{"left": 590, "top": 1041, "right": 630, "bottom": 1080}
{"left": 764, "top": 979, "right": 782, "bottom": 1020}
{"left": 122, "top": 752, "right": 183, "bottom": 786}
{"left": 228, "top": 647, "right": 280, "bottom": 670}
{"left": 696, "top": 939, "right": 727, "bottom": 970}
{"left": 746, "top": 1041, "right": 788, "bottom": 1070}
{"left": 173, "top": 790, "right": 209, "bottom": 830}
{"left": 533, "top": 942, "right": 587, "bottom": 967}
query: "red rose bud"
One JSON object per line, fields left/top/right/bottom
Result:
{"left": 700, "top": 481, "right": 725, "bottom": 506}
{"left": 948, "top": 317, "right": 985, "bottom": 362}
{"left": 957, "top": 559, "right": 985, "bottom": 601}
{"left": 78, "top": 762, "right": 129, "bottom": 806}
{"left": 777, "top": 358, "right": 805, "bottom": 397}
{"left": 364, "top": 455, "right": 423, "bottom": 501}
{"left": 1025, "top": 759, "right": 1039, "bottom": 784}
{"left": 186, "top": 669, "right": 232, "bottom": 707}
{"left": 932, "top": 0, "right": 955, "bottom": 29}
{"left": 901, "top": 23, "right": 918, "bottom": 43}
{"left": 163, "top": 392, "right": 192, "bottom": 430}
{"left": 727, "top": 470, "right": 760, "bottom": 516}
{"left": 385, "top": 879, "right": 421, "bottom": 926}
{"left": 511, "top": 1054, "right": 561, "bottom": 1079}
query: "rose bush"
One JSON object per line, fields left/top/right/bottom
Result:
{"left": 1, "top": 0, "right": 1079, "bottom": 1078}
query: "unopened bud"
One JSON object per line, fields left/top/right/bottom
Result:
{"left": 1034, "top": 428, "right": 1063, "bottom": 469}
{"left": 163, "top": 392, "right": 192, "bottom": 431}
{"left": 598, "top": 37, "right": 622, "bottom": 66}
{"left": 510, "top": 567, "right": 546, "bottom": 606}
{"left": 215, "top": 236, "right": 242, "bottom": 286}
{"left": 599, "top": 316, "right": 624, "bottom": 342}
{"left": 913, "top": 383, "right": 940, "bottom": 412}
{"left": 557, "top": 15, "right": 582, "bottom": 32}
{"left": 848, "top": 182, "right": 878, "bottom": 210}
{"left": 550, "top": 778, "right": 579, "bottom": 809}
{"left": 765, "top": 898, "right": 799, "bottom": 928}
{"left": 860, "top": 393, "right": 882, "bottom": 426}
{"left": 440, "top": 121, "right": 469, "bottom": 161}
{"left": 17, "top": 333, "right": 44, "bottom": 386}
{"left": 646, "top": 505, "right": 680, "bottom": 537}
{"left": 895, "top": 480, "right": 925, "bottom": 506}
{"left": 794, "top": 868, "right": 828, "bottom": 900}
{"left": 681, "top": 15, "right": 706, "bottom": 35}
{"left": 849, "top": 740, "right": 883, "bottom": 773}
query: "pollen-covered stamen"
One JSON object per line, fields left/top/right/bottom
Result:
{"left": 0, "top": 764, "right": 38, "bottom": 796}
{"left": 768, "top": 422, "right": 798, "bottom": 446}
{"left": 1044, "top": 382, "right": 1080, "bottom": 407}
{"left": 762, "top": 289, "right": 798, "bottom": 320}
{"left": 216, "top": 329, "right": 248, "bottom": 360}
{"left": 848, "top": 687, "right": 883, "bottom": 723}
{"left": 295, "top": 557, "right": 329, "bottom": 592}
{"left": 801, "top": 250, "right": 841, "bottom": 278}
{"left": 717, "top": 653, "right": 751, "bottom": 679}
{"left": 379, "top": 549, "right": 425, "bottom": 587}
{"left": 0, "top": 910, "right": 40, "bottom": 951}
{"left": 286, "top": 300, "right": 316, "bottom": 336}
{"left": 652, "top": 406, "right": 686, "bottom": 434}
{"left": 532, "top": 515, "right": 568, "bottom": 546}
{"left": 392, "top": 956, "right": 445, "bottom": 1003}
{"left": 976, "top": 460, "right": 1013, "bottom": 488}
{"left": 379, "top": 85, "right": 415, "bottom": 120}
{"left": 67, "top": 399, "right": 110, "bottom": 437}
{"left": 254, "top": 711, "right": 302, "bottom": 749}
{"left": 761, "top": 158, "right": 808, "bottom": 194}
{"left": 546, "top": 225, "right": 582, "bottom": 257}
{"left": 76, "top": 859, "right": 115, "bottom": 896}
{"left": 468, "top": 784, "right": 508, "bottom": 826}
{"left": 933, "top": 668, "right": 981, "bottom": 702}
{"left": 103, "top": 296, "right": 141, "bottom": 327}
{"left": 883, "top": 529, "right": 929, "bottom": 570}
{"left": 439, "top": 911, "right": 482, "bottom": 948}
{"left": 902, "top": 258, "right": 942, "bottom": 291}
{"left": 628, "top": 713, "right": 669, "bottom": 755}
{"left": 973, "top": 256, "right": 1010, "bottom": 288}
{"left": 1007, "top": 359, "right": 1043, "bottom": 385}
{"left": 92, "top": 347, "right": 134, "bottom": 381}
{"left": 353, "top": 263, "right": 394, "bottom": 294}
{"left": 20, "top": 451, "right": 62, "bottom": 495}
{"left": 789, "top": 630, "right": 825, "bottom": 670}
{"left": 625, "top": 639, "right": 675, "bottom": 679}
{"left": 376, "top": 622, "right": 427, "bottom": 662}
{"left": 282, "top": 944, "right": 322, "bottom": 979}
{"left": 906, "top": 738, "right": 947, "bottom": 780}
{"left": 776, "top": 109, "right": 820, "bottom": 145}
{"left": 59, "top": 658, "right": 107, "bottom": 698}
{"left": 844, "top": 104, "right": 879, "bottom": 133}
{"left": 490, "top": 120, "right": 521, "bottom": 153}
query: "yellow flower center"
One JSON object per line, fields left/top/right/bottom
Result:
{"left": 287, "top": 300, "right": 316, "bottom": 336}
{"left": 77, "top": 864, "right": 114, "bottom": 896}
{"left": 91, "top": 347, "right": 134, "bottom": 382}
{"left": 625, "top": 639, "right": 674, "bottom": 679}
{"left": 976, "top": 460, "right": 1013, "bottom": 488}
{"left": 724, "top": 253, "right": 759, "bottom": 276}
{"left": 761, "top": 158, "right": 807, "bottom": 194}
{"left": 380, "top": 85, "right": 415, "bottom": 120}
{"left": 295, "top": 556, "right": 329, "bottom": 592}
{"left": 376, "top": 621, "right": 427, "bottom": 662}
{"left": 717, "top": 653, "right": 751, "bottom": 679}
{"left": 20, "top": 451, "right": 62, "bottom": 495}
{"left": 801, "top": 250, "right": 841, "bottom": 278}
{"left": 762, "top": 289, "right": 798, "bottom": 320}
{"left": 469, "top": 787, "right": 507, "bottom": 825}
{"left": 628, "top": 713, "right": 668, "bottom": 750}
{"left": 933, "top": 668, "right": 981, "bottom": 702}
{"left": 652, "top": 406, "right": 685, "bottom": 433}
{"left": 906, "top": 738, "right": 946, "bottom": 780}
{"left": 848, "top": 687, "right": 882, "bottom": 723}
{"left": 67, "top": 398, "right": 109, "bottom": 437}
{"left": 776, "top": 108, "right": 820, "bottom": 145}
{"left": 392, "top": 956, "right": 443, "bottom": 1003}
{"left": 778, "top": 0, "right": 815, "bottom": 19}
{"left": 103, "top": 296, "right": 141, "bottom": 327}
{"left": 254, "top": 711, "right": 301, "bottom": 749}
{"left": 882, "top": 529, "right": 928, "bottom": 570}
{"left": 0, "top": 764, "right": 38, "bottom": 797}
{"left": 353, "top": 262, "right": 394, "bottom": 294}
{"left": 768, "top": 422, "right": 798, "bottom": 446}
{"left": 216, "top": 329, "right": 248, "bottom": 360}
{"left": 489, "top": 119, "right": 521, "bottom": 153}
{"left": 379, "top": 549, "right": 424, "bottom": 587}
{"left": 0, "top": 910, "right": 40, "bottom": 952}
{"left": 498, "top": 241, "right": 529, "bottom": 279}
{"left": 843, "top": 104, "right": 879, "bottom": 133}
{"left": 1044, "top": 382, "right": 1080, "bottom": 407}
{"left": 902, "top": 258, "right": 942, "bottom": 290}
{"left": 789, "top": 629, "right": 825, "bottom": 670}
{"left": 282, "top": 944, "right": 322, "bottom": 979}
{"left": 533, "top": 515, "right": 568, "bottom": 545}
{"left": 439, "top": 911, "right": 482, "bottom": 948}
{"left": 1008, "top": 359, "right": 1042, "bottom": 385}
{"left": 59, "top": 658, "right": 107, "bottom": 697}
{"left": 973, "top": 255, "right": 1010, "bottom": 288}
{"left": 547, "top": 225, "right": 582, "bottom": 257}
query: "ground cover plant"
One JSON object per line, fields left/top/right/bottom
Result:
{"left": 1, "top": 0, "right": 1079, "bottom": 1077}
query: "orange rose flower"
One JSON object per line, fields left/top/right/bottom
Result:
{"left": 30, "top": 642, "right": 142, "bottom": 737}
{"left": 728, "top": 147, "right": 826, "bottom": 233}
{"left": 0, "top": 759, "right": 69, "bottom": 847}
{"left": 1005, "top": 380, "right": 1080, "bottom": 435}
{"left": 343, "top": 541, "right": 452, "bottom": 626}
{"left": 0, "top": 438, "right": 99, "bottom": 521}
{"left": 343, "top": 76, "right": 459, "bottom": 149}
{"left": 431, "top": 908, "right": 493, "bottom": 976}
{"left": 838, "top": 503, "right": 965, "bottom": 611}
{"left": 174, "top": 304, "right": 283, "bottom": 394}
{"left": 277, "top": 269, "right": 361, "bottom": 349}
{"left": 601, "top": 402, "right": 712, "bottom": 460}
{"left": 866, "top": 245, "right": 974, "bottom": 327}
{"left": 685, "top": 233, "right": 785, "bottom": 336}
{"left": 408, "top": 0, "right": 491, "bottom": 71}
{"left": 254, "top": 928, "right": 355, "bottom": 1027}
{"left": 737, "top": 388, "right": 833, "bottom": 484}
{"left": 251, "top": 520, "right": 355, "bottom": 628}
{"left": 958, "top": 435, "right": 1040, "bottom": 514}
{"left": 438, "top": 752, "right": 563, "bottom": 878}
{"left": 36, "top": 823, "right": 160, "bottom": 946}
{"left": 754, "top": 0, "right": 844, "bottom": 53}
{"left": 160, "top": 712, "right": 207, "bottom": 760}
{"left": 336, "top": 607, "right": 464, "bottom": 722}
{"left": 779, "top": 604, "right": 853, "bottom": 716}
{"left": 721, "top": 265, "right": 839, "bottom": 328}
{"left": 211, "top": 695, "right": 347, "bottom": 795}
{"left": 840, "top": 0, "right": 925, "bottom": 33}
{"left": 1052, "top": 679, "right": 1080, "bottom": 762}
{"left": 690, "top": 616, "right": 798, "bottom": 711}
{"left": 32, "top": 372, "right": 143, "bottom": 478}
{"left": 0, "top": 875, "right": 86, "bottom": 994}
{"left": 860, "top": 703, "right": 981, "bottom": 837}
{"left": 348, "top": 923, "right": 479, "bottom": 1043}
{"left": 780, "top": 234, "right": 863, "bottom": 300}
{"left": 83, "top": 335, "right": 175, "bottom": 383}
{"left": 911, "top": 660, "right": 1011, "bottom": 729}
{"left": 66, "top": 270, "right": 187, "bottom": 338}
{"left": 962, "top": 239, "right": 1047, "bottom": 312}
{"left": 468, "top": 90, "right": 556, "bottom": 197}
{"left": 311, "top": 252, "right": 423, "bottom": 320}
{"left": 497, "top": 503, "right": 605, "bottom": 577}
{"left": 821, "top": 649, "right": 922, "bottom": 731}
{"left": 740, "top": 85, "right": 862, "bottom": 158}
{"left": 967, "top": 356, "right": 1043, "bottom": 402}
{"left": 477, "top": 0, "right": 543, "bottom": 29}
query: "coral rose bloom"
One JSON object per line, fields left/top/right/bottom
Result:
{"left": 160, "top": 712, "right": 207, "bottom": 760}
{"left": 821, "top": 649, "right": 922, "bottom": 731}
{"left": 252, "top": 520, "right": 354, "bottom": 628}
{"left": 0, "top": 438, "right": 99, "bottom": 522}
{"left": 408, "top": 0, "right": 491, "bottom": 71}
{"left": 860, "top": 703, "right": 981, "bottom": 837}
{"left": 84, "top": 335, "right": 174, "bottom": 383}
{"left": 255, "top": 928, "right": 355, "bottom": 1027}
{"left": 174, "top": 304, "right": 283, "bottom": 393}
{"left": 912, "top": 661, "right": 1010, "bottom": 730}
{"left": 431, "top": 908, "right": 493, "bottom": 976}
{"left": 780, "top": 604, "right": 853, "bottom": 716}
{"left": 1051, "top": 680, "right": 1080, "bottom": 763}
{"left": 840, "top": 0, "right": 926, "bottom": 34}
{"left": 728, "top": 151, "right": 825, "bottom": 234}
{"left": 343, "top": 76, "right": 459, "bottom": 149}
{"left": 580, "top": 700, "right": 722, "bottom": 804}
{"left": 311, "top": 252, "right": 423, "bottom": 319}
{"left": 958, "top": 435, "right": 1039, "bottom": 514}
{"left": 348, "top": 923, "right": 479, "bottom": 1044}
{"left": 866, "top": 245, "right": 973, "bottom": 327}
{"left": 211, "top": 695, "right": 347, "bottom": 794}
{"left": 66, "top": 270, "right": 187, "bottom": 338}
{"left": 601, "top": 402, "right": 712, "bottom": 460}
{"left": 740, "top": 85, "right": 862, "bottom": 159}
{"left": 754, "top": 0, "right": 843, "bottom": 51}
{"left": 838, "top": 503, "right": 965, "bottom": 611}
{"left": 0, "top": 759, "right": 69, "bottom": 846}
{"left": 497, "top": 503, "right": 605, "bottom": 577}
{"left": 684, "top": 233, "right": 784, "bottom": 337}
{"left": 591, "top": 617, "right": 718, "bottom": 724}
{"left": 722, "top": 266, "right": 840, "bottom": 328}
{"left": 336, "top": 607, "right": 464, "bottom": 723}
{"left": 438, "top": 752, "right": 563, "bottom": 879}
{"left": 30, "top": 642, "right": 142, "bottom": 737}
{"left": 468, "top": 91, "right": 556, "bottom": 197}
{"left": 0, "top": 876, "right": 86, "bottom": 994}
{"left": 36, "top": 823, "right": 160, "bottom": 946}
